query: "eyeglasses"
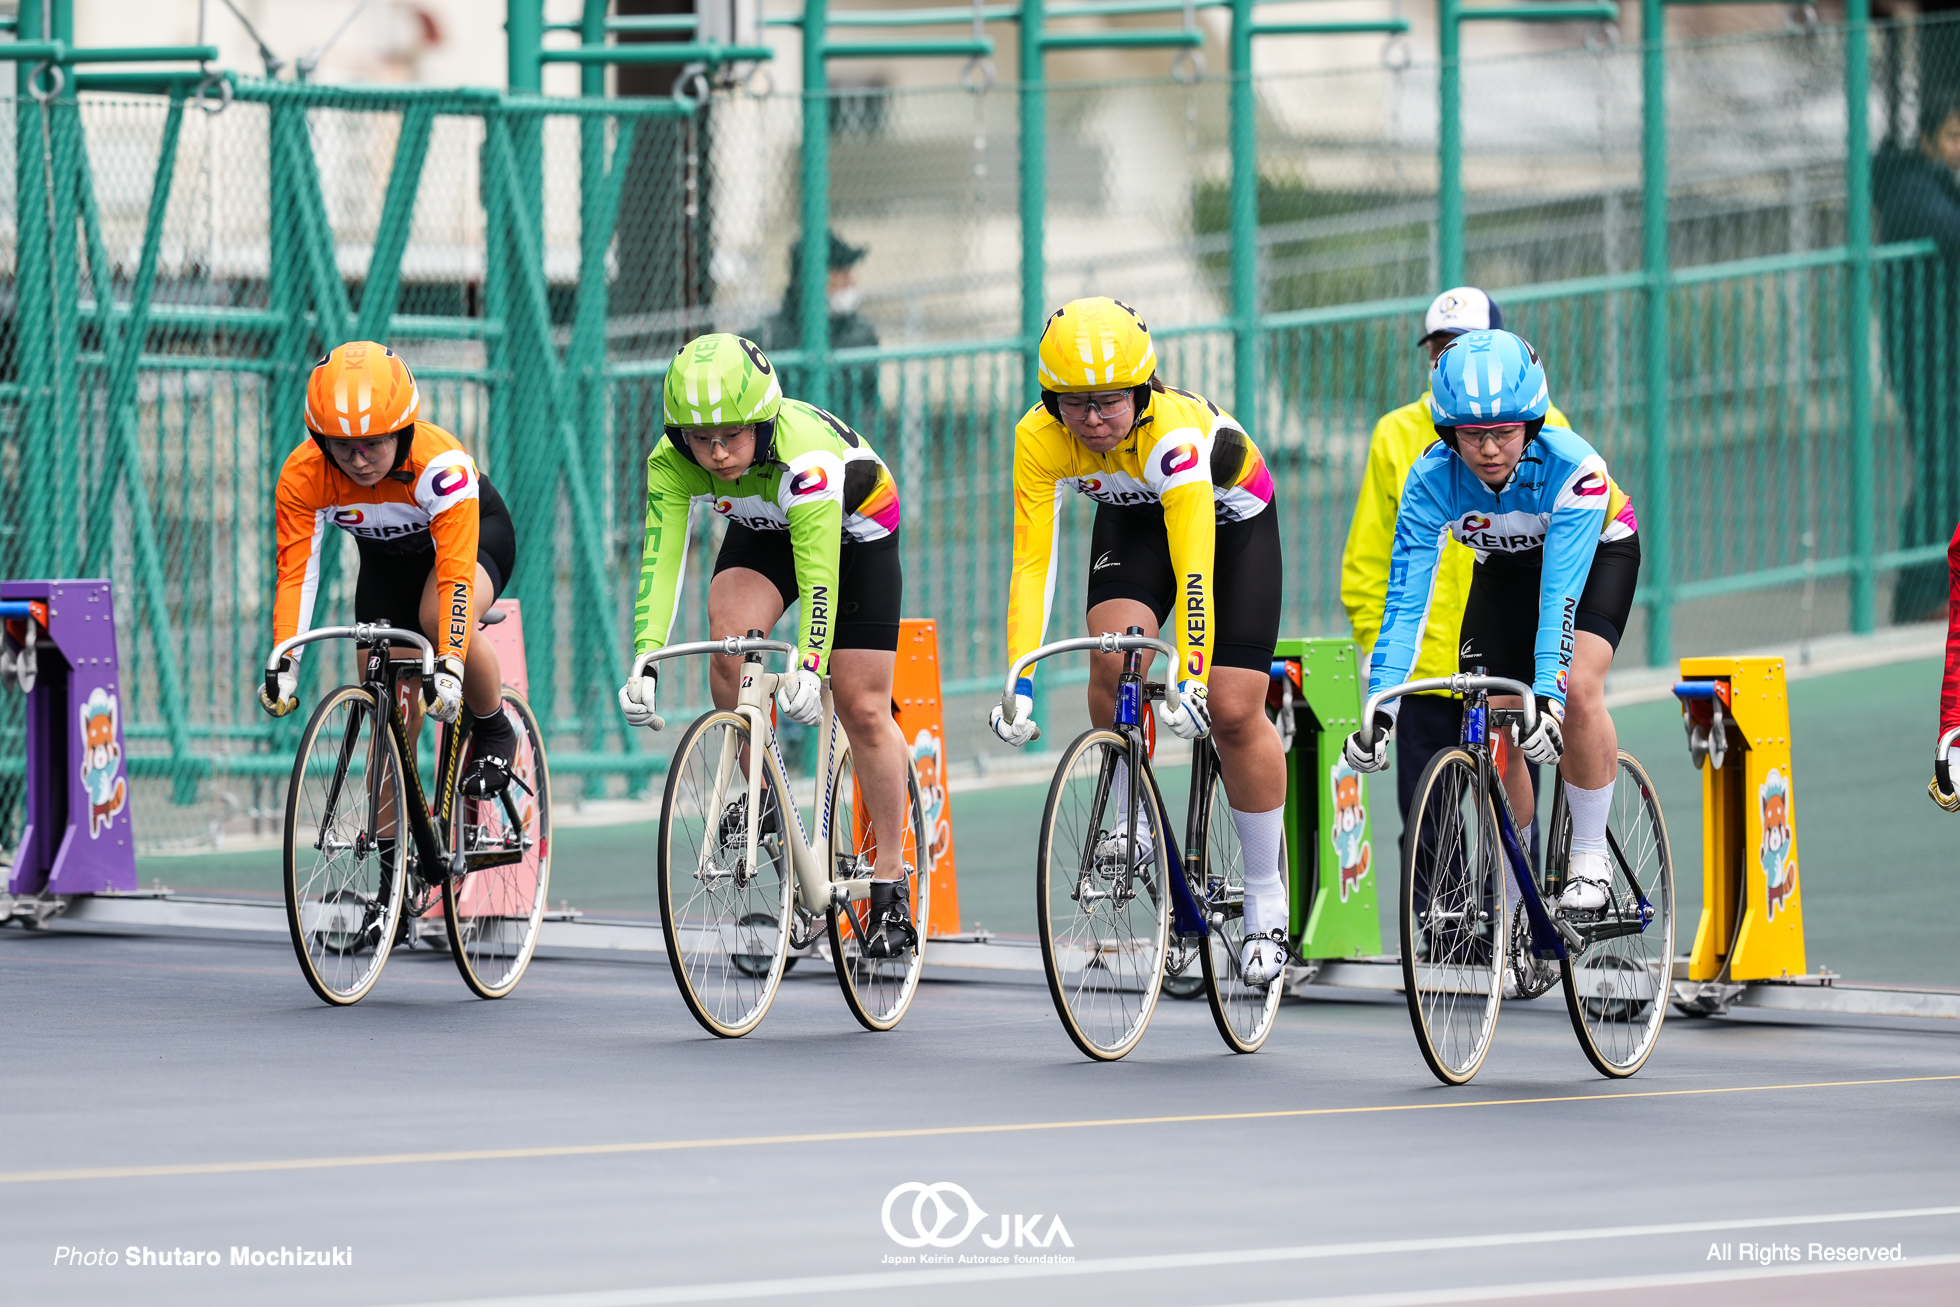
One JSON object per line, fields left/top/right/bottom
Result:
{"left": 1057, "top": 391, "right": 1134, "bottom": 419}
{"left": 682, "top": 428, "right": 752, "bottom": 455}
{"left": 1456, "top": 425, "right": 1525, "bottom": 451}
{"left": 325, "top": 435, "right": 396, "bottom": 462}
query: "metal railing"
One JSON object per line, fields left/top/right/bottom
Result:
{"left": 0, "top": 7, "right": 1951, "bottom": 850}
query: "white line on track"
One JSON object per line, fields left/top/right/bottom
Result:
{"left": 1220, "top": 1253, "right": 1960, "bottom": 1306}
{"left": 376, "top": 1204, "right": 1960, "bottom": 1307}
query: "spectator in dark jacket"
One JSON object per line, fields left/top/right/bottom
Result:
{"left": 1876, "top": 90, "right": 1960, "bottom": 622}
{"left": 743, "top": 231, "right": 881, "bottom": 433}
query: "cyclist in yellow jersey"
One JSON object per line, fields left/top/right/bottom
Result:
{"left": 990, "top": 297, "right": 1292, "bottom": 985}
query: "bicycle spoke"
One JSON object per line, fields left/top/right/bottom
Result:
{"left": 1402, "top": 750, "right": 1505, "bottom": 1084}
{"left": 1039, "top": 732, "right": 1167, "bottom": 1061}
{"left": 284, "top": 688, "right": 406, "bottom": 1006}
{"left": 1561, "top": 753, "right": 1674, "bottom": 1077}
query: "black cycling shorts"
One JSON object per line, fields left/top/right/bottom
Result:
{"left": 1457, "top": 534, "right": 1642, "bottom": 685}
{"left": 354, "top": 475, "right": 516, "bottom": 637}
{"left": 712, "top": 522, "right": 903, "bottom": 653}
{"left": 1084, "top": 502, "right": 1283, "bottom": 674}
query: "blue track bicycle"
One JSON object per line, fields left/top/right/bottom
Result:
{"left": 1362, "top": 673, "right": 1674, "bottom": 1083}
{"left": 1004, "top": 629, "right": 1283, "bottom": 1061}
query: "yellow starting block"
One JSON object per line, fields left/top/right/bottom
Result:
{"left": 1673, "top": 657, "right": 1807, "bottom": 987}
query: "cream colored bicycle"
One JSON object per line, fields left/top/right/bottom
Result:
{"left": 631, "top": 633, "right": 930, "bottom": 1037}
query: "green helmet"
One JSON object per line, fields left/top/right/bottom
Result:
{"left": 662, "top": 333, "right": 783, "bottom": 442}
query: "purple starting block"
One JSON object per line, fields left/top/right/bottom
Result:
{"left": 3, "top": 579, "right": 136, "bottom": 896}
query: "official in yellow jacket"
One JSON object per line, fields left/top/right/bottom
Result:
{"left": 1340, "top": 287, "right": 1568, "bottom": 826}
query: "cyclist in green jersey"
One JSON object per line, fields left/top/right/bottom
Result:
{"left": 617, "top": 333, "right": 916, "bottom": 957}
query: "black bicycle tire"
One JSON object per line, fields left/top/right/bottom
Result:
{"left": 283, "top": 685, "right": 407, "bottom": 1007}
{"left": 657, "top": 709, "right": 794, "bottom": 1038}
{"left": 826, "top": 753, "right": 931, "bottom": 1031}
{"left": 1197, "top": 758, "right": 1285, "bottom": 1053}
{"left": 443, "top": 688, "right": 553, "bottom": 999}
{"left": 1400, "top": 747, "right": 1506, "bottom": 1085}
{"left": 1035, "top": 728, "right": 1169, "bottom": 1062}
{"left": 1557, "top": 751, "right": 1675, "bottom": 1079}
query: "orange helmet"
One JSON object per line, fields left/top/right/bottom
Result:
{"left": 305, "top": 342, "right": 420, "bottom": 438}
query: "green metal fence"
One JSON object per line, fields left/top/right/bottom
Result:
{"left": 1, "top": 7, "right": 1955, "bottom": 851}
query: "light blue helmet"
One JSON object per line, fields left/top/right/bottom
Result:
{"left": 1427, "top": 328, "right": 1550, "bottom": 431}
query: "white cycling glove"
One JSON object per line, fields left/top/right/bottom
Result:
{"left": 776, "top": 666, "right": 824, "bottom": 727}
{"left": 427, "top": 655, "right": 466, "bottom": 724}
{"left": 259, "top": 658, "right": 299, "bottom": 718}
{"left": 990, "top": 678, "right": 1039, "bottom": 747}
{"left": 1160, "top": 680, "right": 1211, "bottom": 741}
{"left": 618, "top": 673, "right": 661, "bottom": 730}
{"left": 1520, "top": 696, "right": 1565, "bottom": 765}
{"left": 1342, "top": 712, "right": 1394, "bottom": 774}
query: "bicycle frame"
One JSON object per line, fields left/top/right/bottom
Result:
{"left": 1003, "top": 631, "right": 1208, "bottom": 939}
{"left": 1368, "top": 672, "right": 1655, "bottom": 958}
{"left": 269, "top": 622, "right": 529, "bottom": 885}
{"left": 632, "top": 636, "right": 867, "bottom": 915}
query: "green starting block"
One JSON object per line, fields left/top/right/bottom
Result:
{"left": 1272, "top": 637, "right": 1384, "bottom": 959}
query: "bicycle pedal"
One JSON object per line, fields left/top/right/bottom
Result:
{"left": 1553, "top": 915, "right": 1587, "bottom": 951}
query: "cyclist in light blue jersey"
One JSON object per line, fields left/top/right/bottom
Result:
{"left": 1341, "top": 329, "right": 1641, "bottom": 914}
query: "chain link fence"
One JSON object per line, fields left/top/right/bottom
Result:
{"left": 0, "top": 16, "right": 1952, "bottom": 852}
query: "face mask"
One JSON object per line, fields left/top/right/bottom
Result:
{"left": 829, "top": 285, "right": 862, "bottom": 315}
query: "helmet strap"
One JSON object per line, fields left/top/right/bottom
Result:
{"left": 663, "top": 425, "right": 699, "bottom": 466}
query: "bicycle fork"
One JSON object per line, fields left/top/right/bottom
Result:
{"left": 1108, "top": 628, "right": 1207, "bottom": 939}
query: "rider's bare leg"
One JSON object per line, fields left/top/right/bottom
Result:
{"left": 417, "top": 564, "right": 503, "bottom": 717}
{"left": 830, "top": 647, "right": 911, "bottom": 882}
{"left": 707, "top": 567, "right": 787, "bottom": 779}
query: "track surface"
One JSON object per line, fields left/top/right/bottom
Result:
{"left": 6, "top": 929, "right": 1960, "bottom": 1307}
{"left": 141, "top": 655, "right": 1960, "bottom": 985}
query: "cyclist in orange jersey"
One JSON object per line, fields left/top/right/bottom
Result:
{"left": 263, "top": 342, "right": 520, "bottom": 797}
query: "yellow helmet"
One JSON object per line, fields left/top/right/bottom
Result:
{"left": 1037, "top": 297, "right": 1156, "bottom": 393}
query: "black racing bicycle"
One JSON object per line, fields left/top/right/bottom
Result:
{"left": 266, "top": 615, "right": 550, "bottom": 1006}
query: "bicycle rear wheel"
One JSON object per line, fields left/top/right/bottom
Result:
{"left": 1401, "top": 747, "right": 1506, "bottom": 1085}
{"left": 1037, "top": 730, "right": 1169, "bottom": 1062}
{"left": 1198, "top": 772, "right": 1284, "bottom": 1053}
{"left": 283, "top": 686, "right": 408, "bottom": 1006}
{"left": 1556, "top": 752, "right": 1675, "bottom": 1078}
{"left": 443, "top": 689, "right": 553, "bottom": 999}
{"left": 658, "top": 710, "right": 794, "bottom": 1038}
{"left": 827, "top": 749, "right": 931, "bottom": 1031}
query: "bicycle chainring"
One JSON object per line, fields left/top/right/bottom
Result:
{"left": 1509, "top": 906, "right": 1560, "bottom": 999}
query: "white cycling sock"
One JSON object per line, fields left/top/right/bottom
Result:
{"left": 1564, "top": 778, "right": 1615, "bottom": 862}
{"left": 1232, "top": 804, "right": 1288, "bottom": 935}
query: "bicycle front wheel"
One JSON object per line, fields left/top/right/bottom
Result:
{"left": 1402, "top": 748, "right": 1507, "bottom": 1085}
{"left": 827, "top": 750, "right": 931, "bottom": 1031}
{"left": 658, "top": 710, "right": 794, "bottom": 1038}
{"left": 1037, "top": 730, "right": 1169, "bottom": 1062}
{"left": 283, "top": 686, "right": 408, "bottom": 1006}
{"left": 1198, "top": 772, "right": 1284, "bottom": 1053}
{"left": 1556, "top": 752, "right": 1675, "bottom": 1078}
{"left": 443, "top": 688, "right": 553, "bottom": 999}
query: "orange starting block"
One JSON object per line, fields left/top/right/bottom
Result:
{"left": 891, "top": 618, "right": 961, "bottom": 938}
